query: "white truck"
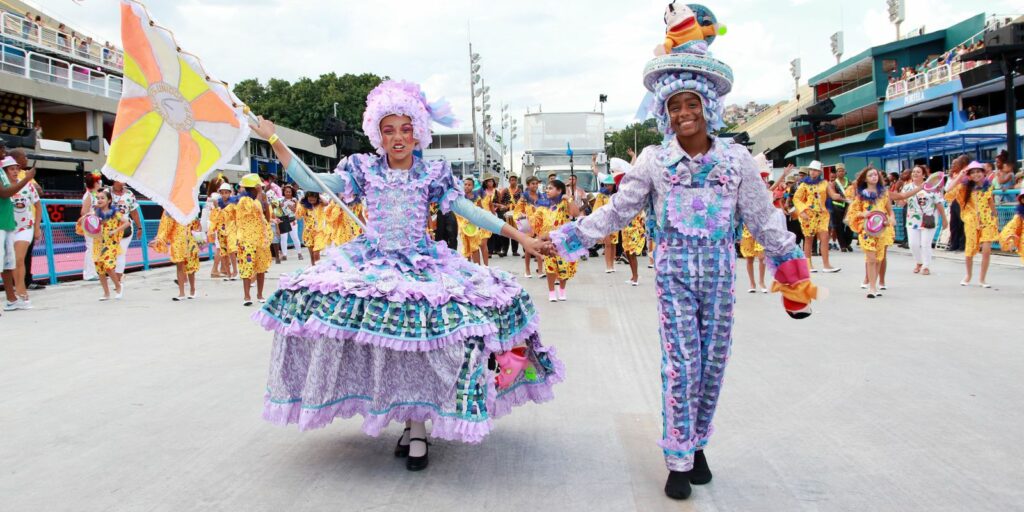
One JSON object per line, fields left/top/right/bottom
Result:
{"left": 520, "top": 112, "right": 607, "bottom": 193}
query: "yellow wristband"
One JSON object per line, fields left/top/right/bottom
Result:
{"left": 268, "top": 133, "right": 279, "bottom": 145}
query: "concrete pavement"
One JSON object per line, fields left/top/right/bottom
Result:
{"left": 1, "top": 248, "right": 1023, "bottom": 511}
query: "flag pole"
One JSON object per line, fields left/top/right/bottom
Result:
{"left": 243, "top": 108, "right": 367, "bottom": 233}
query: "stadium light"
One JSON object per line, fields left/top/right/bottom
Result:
{"left": 887, "top": 0, "right": 905, "bottom": 39}
{"left": 830, "top": 31, "right": 844, "bottom": 63}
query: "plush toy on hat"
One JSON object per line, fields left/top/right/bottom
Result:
{"left": 655, "top": 2, "right": 727, "bottom": 56}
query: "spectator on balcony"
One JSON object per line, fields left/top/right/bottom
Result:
{"left": 56, "top": 24, "right": 70, "bottom": 51}
{"left": 76, "top": 39, "right": 89, "bottom": 59}
{"left": 102, "top": 42, "right": 112, "bottom": 65}
{"left": 22, "top": 11, "right": 35, "bottom": 39}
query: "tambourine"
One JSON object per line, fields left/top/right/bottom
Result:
{"left": 864, "top": 211, "right": 888, "bottom": 236}
{"left": 81, "top": 214, "right": 102, "bottom": 238}
{"left": 922, "top": 172, "right": 945, "bottom": 192}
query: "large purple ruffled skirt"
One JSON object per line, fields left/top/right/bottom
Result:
{"left": 253, "top": 236, "right": 564, "bottom": 443}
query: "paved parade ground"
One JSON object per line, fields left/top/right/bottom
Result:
{"left": 2, "top": 249, "right": 1023, "bottom": 511}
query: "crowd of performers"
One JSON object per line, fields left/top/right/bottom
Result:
{"left": 57, "top": 1, "right": 1024, "bottom": 504}
{"left": 769, "top": 156, "right": 1023, "bottom": 298}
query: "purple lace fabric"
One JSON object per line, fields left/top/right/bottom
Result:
{"left": 255, "top": 154, "right": 563, "bottom": 442}
{"left": 554, "top": 137, "right": 802, "bottom": 274}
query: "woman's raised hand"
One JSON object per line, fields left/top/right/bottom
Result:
{"left": 250, "top": 116, "right": 277, "bottom": 139}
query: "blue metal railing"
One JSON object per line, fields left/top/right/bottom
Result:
{"left": 21, "top": 199, "right": 216, "bottom": 285}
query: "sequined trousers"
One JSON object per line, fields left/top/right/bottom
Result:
{"left": 653, "top": 232, "right": 736, "bottom": 472}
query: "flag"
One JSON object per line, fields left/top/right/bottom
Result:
{"left": 102, "top": 0, "right": 249, "bottom": 224}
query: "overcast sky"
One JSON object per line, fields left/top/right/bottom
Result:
{"left": 29, "top": 0, "right": 1018, "bottom": 132}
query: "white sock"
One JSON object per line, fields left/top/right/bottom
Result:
{"left": 408, "top": 421, "right": 427, "bottom": 457}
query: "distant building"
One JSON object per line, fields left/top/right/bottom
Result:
{"left": 723, "top": 101, "right": 769, "bottom": 126}
{"left": 421, "top": 128, "right": 503, "bottom": 180}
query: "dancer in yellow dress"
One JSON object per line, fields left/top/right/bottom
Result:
{"left": 999, "top": 190, "right": 1024, "bottom": 265}
{"left": 457, "top": 178, "right": 488, "bottom": 264}
{"left": 792, "top": 160, "right": 843, "bottom": 273}
{"left": 295, "top": 191, "right": 329, "bottom": 264}
{"left": 592, "top": 174, "right": 619, "bottom": 273}
{"left": 846, "top": 167, "right": 894, "bottom": 298}
{"left": 621, "top": 211, "right": 646, "bottom": 286}
{"left": 514, "top": 176, "right": 547, "bottom": 277}
{"left": 537, "top": 179, "right": 580, "bottom": 302}
{"left": 150, "top": 212, "right": 201, "bottom": 300}
{"left": 236, "top": 173, "right": 272, "bottom": 306}
{"left": 208, "top": 182, "right": 238, "bottom": 280}
{"left": 87, "top": 189, "right": 129, "bottom": 301}
{"left": 739, "top": 225, "right": 766, "bottom": 293}
{"left": 326, "top": 201, "right": 364, "bottom": 247}
{"left": 945, "top": 161, "right": 998, "bottom": 287}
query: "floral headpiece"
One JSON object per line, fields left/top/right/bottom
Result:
{"left": 362, "top": 80, "right": 457, "bottom": 155}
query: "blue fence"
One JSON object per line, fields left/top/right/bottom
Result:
{"left": 19, "top": 199, "right": 216, "bottom": 285}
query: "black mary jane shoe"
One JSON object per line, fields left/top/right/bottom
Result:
{"left": 664, "top": 471, "right": 692, "bottom": 500}
{"left": 686, "top": 450, "right": 713, "bottom": 485}
{"left": 394, "top": 428, "right": 411, "bottom": 458}
{"left": 405, "top": 438, "right": 430, "bottom": 471}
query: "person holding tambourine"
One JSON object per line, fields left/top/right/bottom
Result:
{"left": 845, "top": 167, "right": 895, "bottom": 298}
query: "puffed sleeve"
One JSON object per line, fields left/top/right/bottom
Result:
{"left": 426, "top": 160, "right": 462, "bottom": 214}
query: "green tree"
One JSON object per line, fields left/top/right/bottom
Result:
{"left": 604, "top": 118, "right": 662, "bottom": 162}
{"left": 232, "top": 73, "right": 386, "bottom": 153}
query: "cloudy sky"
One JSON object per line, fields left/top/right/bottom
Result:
{"left": 30, "top": 0, "right": 1018, "bottom": 132}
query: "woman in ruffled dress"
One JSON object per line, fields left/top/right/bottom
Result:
{"left": 249, "top": 80, "right": 563, "bottom": 471}
{"left": 149, "top": 212, "right": 200, "bottom": 300}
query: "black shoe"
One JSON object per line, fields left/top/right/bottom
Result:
{"left": 405, "top": 438, "right": 429, "bottom": 471}
{"left": 512, "top": 252, "right": 520, "bottom": 257}
{"left": 686, "top": 450, "right": 713, "bottom": 485}
{"left": 664, "top": 471, "right": 692, "bottom": 500}
{"left": 28, "top": 283, "right": 46, "bottom": 290}
{"left": 394, "top": 428, "right": 411, "bottom": 458}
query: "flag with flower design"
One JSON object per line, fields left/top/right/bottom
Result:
{"left": 102, "top": 0, "right": 249, "bottom": 224}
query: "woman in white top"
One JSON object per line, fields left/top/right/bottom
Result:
{"left": 5, "top": 160, "right": 41, "bottom": 309}
{"left": 81, "top": 173, "right": 103, "bottom": 281}
{"left": 892, "top": 165, "right": 947, "bottom": 275}
{"left": 278, "top": 184, "right": 302, "bottom": 260}
{"left": 110, "top": 181, "right": 142, "bottom": 279}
